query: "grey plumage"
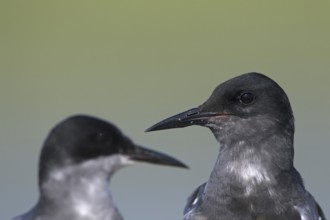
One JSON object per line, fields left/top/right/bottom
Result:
{"left": 147, "top": 72, "right": 326, "bottom": 220}
{"left": 12, "top": 115, "right": 187, "bottom": 220}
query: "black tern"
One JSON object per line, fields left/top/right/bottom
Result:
{"left": 13, "top": 115, "right": 187, "bottom": 220}
{"left": 146, "top": 72, "right": 326, "bottom": 220}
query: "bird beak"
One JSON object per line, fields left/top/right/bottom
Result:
{"left": 129, "top": 145, "right": 188, "bottom": 169}
{"left": 145, "top": 107, "right": 221, "bottom": 132}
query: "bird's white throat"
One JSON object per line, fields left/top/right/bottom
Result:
{"left": 40, "top": 155, "right": 134, "bottom": 220}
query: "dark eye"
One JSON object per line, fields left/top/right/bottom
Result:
{"left": 239, "top": 92, "right": 255, "bottom": 105}
{"left": 94, "top": 132, "right": 107, "bottom": 142}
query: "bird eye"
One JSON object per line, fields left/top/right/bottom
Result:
{"left": 95, "top": 132, "right": 107, "bottom": 142}
{"left": 239, "top": 92, "right": 255, "bottom": 105}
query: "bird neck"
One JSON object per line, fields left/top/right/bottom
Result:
{"left": 210, "top": 115, "right": 295, "bottom": 172}
{"left": 206, "top": 120, "right": 295, "bottom": 198}
{"left": 37, "top": 157, "right": 125, "bottom": 219}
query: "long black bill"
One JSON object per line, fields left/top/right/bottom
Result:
{"left": 129, "top": 145, "right": 188, "bottom": 169}
{"left": 145, "top": 107, "right": 219, "bottom": 132}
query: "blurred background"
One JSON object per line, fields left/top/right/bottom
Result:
{"left": 1, "top": 1, "right": 329, "bottom": 219}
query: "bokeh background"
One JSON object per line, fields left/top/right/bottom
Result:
{"left": 1, "top": 1, "right": 329, "bottom": 219}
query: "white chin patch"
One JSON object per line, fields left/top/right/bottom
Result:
{"left": 117, "top": 155, "right": 135, "bottom": 166}
{"left": 49, "top": 155, "right": 136, "bottom": 183}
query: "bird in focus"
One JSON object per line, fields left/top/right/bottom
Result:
{"left": 146, "top": 72, "right": 326, "bottom": 220}
{"left": 13, "top": 115, "right": 188, "bottom": 220}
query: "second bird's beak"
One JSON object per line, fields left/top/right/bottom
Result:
{"left": 145, "top": 107, "right": 220, "bottom": 132}
{"left": 128, "top": 145, "right": 188, "bottom": 169}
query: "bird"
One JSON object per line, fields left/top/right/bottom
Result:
{"left": 146, "top": 72, "right": 326, "bottom": 220}
{"left": 12, "top": 115, "right": 188, "bottom": 220}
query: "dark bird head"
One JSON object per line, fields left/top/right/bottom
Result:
{"left": 39, "top": 115, "right": 187, "bottom": 185}
{"left": 146, "top": 72, "right": 294, "bottom": 145}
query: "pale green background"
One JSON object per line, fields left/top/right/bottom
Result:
{"left": 1, "top": 1, "right": 329, "bottom": 219}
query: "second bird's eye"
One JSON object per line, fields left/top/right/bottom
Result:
{"left": 239, "top": 92, "right": 255, "bottom": 105}
{"left": 94, "top": 132, "right": 107, "bottom": 142}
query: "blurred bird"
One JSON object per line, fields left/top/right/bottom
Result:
{"left": 146, "top": 72, "right": 326, "bottom": 220}
{"left": 13, "top": 115, "right": 187, "bottom": 220}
